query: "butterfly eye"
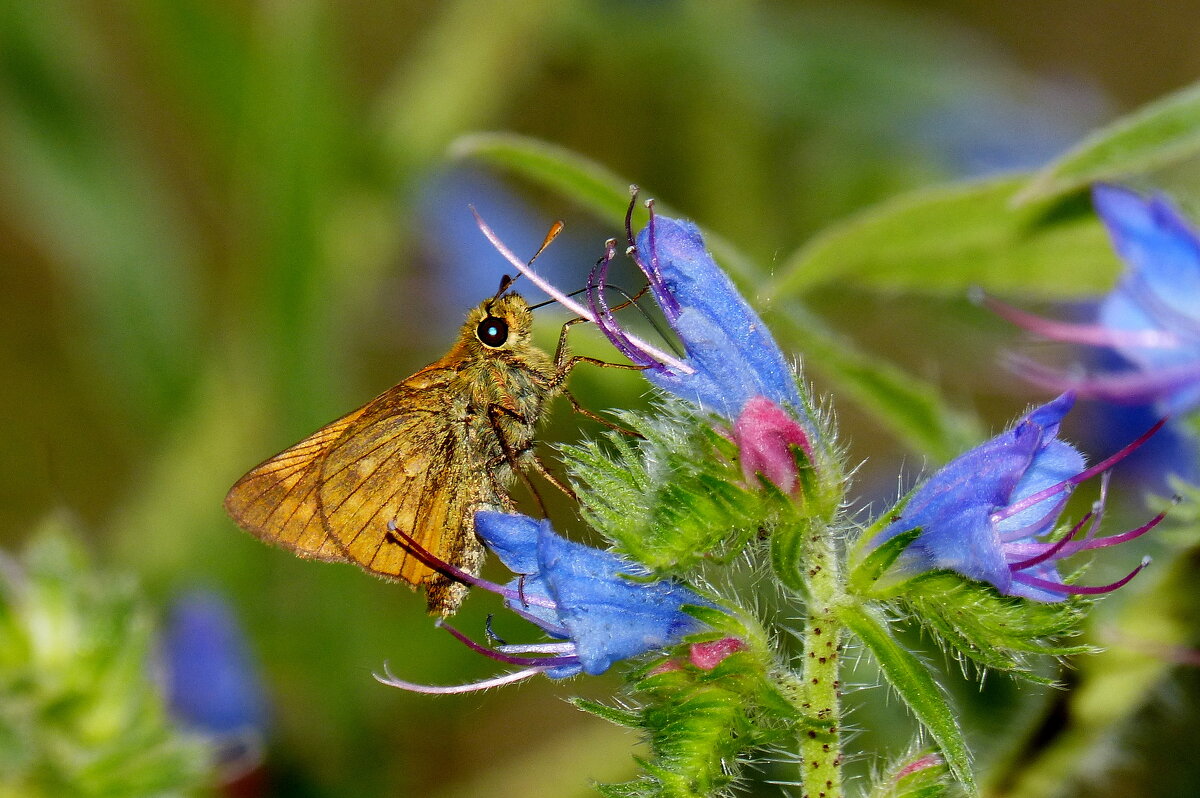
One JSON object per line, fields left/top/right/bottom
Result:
{"left": 476, "top": 316, "right": 509, "bottom": 347}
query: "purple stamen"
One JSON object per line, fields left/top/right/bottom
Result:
{"left": 621, "top": 195, "right": 679, "bottom": 321}
{"left": 386, "top": 521, "right": 556, "bottom": 610}
{"left": 438, "top": 621, "right": 580, "bottom": 669}
{"left": 496, "top": 641, "right": 577, "bottom": 655}
{"left": 1053, "top": 473, "right": 1111, "bottom": 556}
{"left": 1011, "top": 556, "right": 1150, "bottom": 596}
{"left": 1076, "top": 506, "right": 1171, "bottom": 551}
{"left": 1010, "top": 355, "right": 1200, "bottom": 405}
{"left": 624, "top": 185, "right": 639, "bottom": 253}
{"left": 982, "top": 293, "right": 1183, "bottom": 349}
{"left": 1006, "top": 511, "right": 1093, "bottom": 571}
{"left": 374, "top": 662, "right": 545, "bottom": 694}
{"left": 588, "top": 241, "right": 658, "bottom": 367}
{"left": 993, "top": 418, "right": 1166, "bottom": 522}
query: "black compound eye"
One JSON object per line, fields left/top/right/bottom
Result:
{"left": 476, "top": 316, "right": 509, "bottom": 347}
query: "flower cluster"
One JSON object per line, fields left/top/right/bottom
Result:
{"left": 867, "top": 392, "right": 1166, "bottom": 601}
{"left": 367, "top": 196, "right": 1182, "bottom": 798}
{"left": 587, "top": 203, "right": 814, "bottom": 493}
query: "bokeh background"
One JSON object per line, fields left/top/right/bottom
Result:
{"left": 3, "top": 1, "right": 1200, "bottom": 796}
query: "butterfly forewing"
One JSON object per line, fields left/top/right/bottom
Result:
{"left": 224, "top": 407, "right": 368, "bottom": 563}
{"left": 315, "top": 374, "right": 493, "bottom": 598}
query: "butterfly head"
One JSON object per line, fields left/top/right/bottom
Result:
{"left": 469, "top": 293, "right": 536, "bottom": 353}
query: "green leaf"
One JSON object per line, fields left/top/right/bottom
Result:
{"left": 766, "top": 176, "right": 1122, "bottom": 300}
{"left": 840, "top": 604, "right": 976, "bottom": 796}
{"left": 1018, "top": 80, "right": 1200, "bottom": 204}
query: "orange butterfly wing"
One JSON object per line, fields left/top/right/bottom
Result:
{"left": 223, "top": 405, "right": 368, "bottom": 563}
{"left": 224, "top": 366, "right": 498, "bottom": 613}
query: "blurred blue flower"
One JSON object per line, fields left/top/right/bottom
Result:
{"left": 869, "top": 393, "right": 1166, "bottom": 602}
{"left": 376, "top": 512, "right": 712, "bottom": 693}
{"left": 161, "top": 591, "right": 268, "bottom": 736}
{"left": 587, "top": 207, "right": 804, "bottom": 421}
{"left": 160, "top": 591, "right": 269, "bottom": 784}
{"left": 990, "top": 184, "right": 1200, "bottom": 418}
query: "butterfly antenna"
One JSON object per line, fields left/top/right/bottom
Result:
{"left": 492, "top": 220, "right": 565, "bottom": 302}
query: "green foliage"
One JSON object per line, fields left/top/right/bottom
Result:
{"left": 0, "top": 517, "right": 210, "bottom": 797}
{"left": 767, "top": 176, "right": 1122, "bottom": 300}
{"left": 897, "top": 573, "right": 1092, "bottom": 681}
{"left": 579, "top": 640, "right": 796, "bottom": 798}
{"left": 561, "top": 399, "right": 771, "bottom": 572}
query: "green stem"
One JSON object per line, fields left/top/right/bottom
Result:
{"left": 796, "top": 522, "right": 845, "bottom": 798}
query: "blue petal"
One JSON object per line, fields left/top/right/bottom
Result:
{"left": 874, "top": 394, "right": 1076, "bottom": 593}
{"left": 475, "top": 511, "right": 563, "bottom": 631}
{"left": 1094, "top": 185, "right": 1200, "bottom": 399}
{"left": 998, "top": 438, "right": 1084, "bottom": 535}
{"left": 1093, "top": 184, "right": 1200, "bottom": 321}
{"left": 535, "top": 524, "right": 709, "bottom": 676}
{"left": 635, "top": 217, "right": 803, "bottom": 419}
{"left": 474, "top": 510, "right": 541, "bottom": 574}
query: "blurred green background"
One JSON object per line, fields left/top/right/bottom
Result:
{"left": 3, "top": 1, "right": 1200, "bottom": 796}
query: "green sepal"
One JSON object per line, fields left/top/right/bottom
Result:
{"left": 897, "top": 572, "right": 1092, "bottom": 680}
{"left": 848, "top": 526, "right": 922, "bottom": 596}
{"left": 768, "top": 516, "right": 809, "bottom": 596}
{"left": 865, "top": 748, "right": 951, "bottom": 798}
{"left": 571, "top": 698, "right": 642, "bottom": 729}
{"left": 562, "top": 399, "right": 769, "bottom": 572}
{"left": 839, "top": 603, "right": 977, "bottom": 796}
{"left": 847, "top": 485, "right": 920, "bottom": 565}
{"left": 588, "top": 615, "right": 800, "bottom": 798}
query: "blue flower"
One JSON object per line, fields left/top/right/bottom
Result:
{"left": 160, "top": 591, "right": 268, "bottom": 736}
{"left": 159, "top": 591, "right": 269, "bottom": 780}
{"left": 586, "top": 204, "right": 803, "bottom": 421}
{"left": 375, "top": 513, "right": 713, "bottom": 693}
{"left": 987, "top": 184, "right": 1200, "bottom": 416}
{"left": 869, "top": 393, "right": 1166, "bottom": 602}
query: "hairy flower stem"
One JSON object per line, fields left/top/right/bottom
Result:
{"left": 796, "top": 521, "right": 845, "bottom": 798}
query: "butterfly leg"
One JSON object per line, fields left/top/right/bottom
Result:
{"left": 485, "top": 404, "right": 577, "bottom": 510}
{"left": 547, "top": 317, "right": 646, "bottom": 438}
{"left": 550, "top": 318, "right": 648, "bottom": 387}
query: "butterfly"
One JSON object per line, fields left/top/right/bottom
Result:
{"left": 223, "top": 225, "right": 598, "bottom": 615}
